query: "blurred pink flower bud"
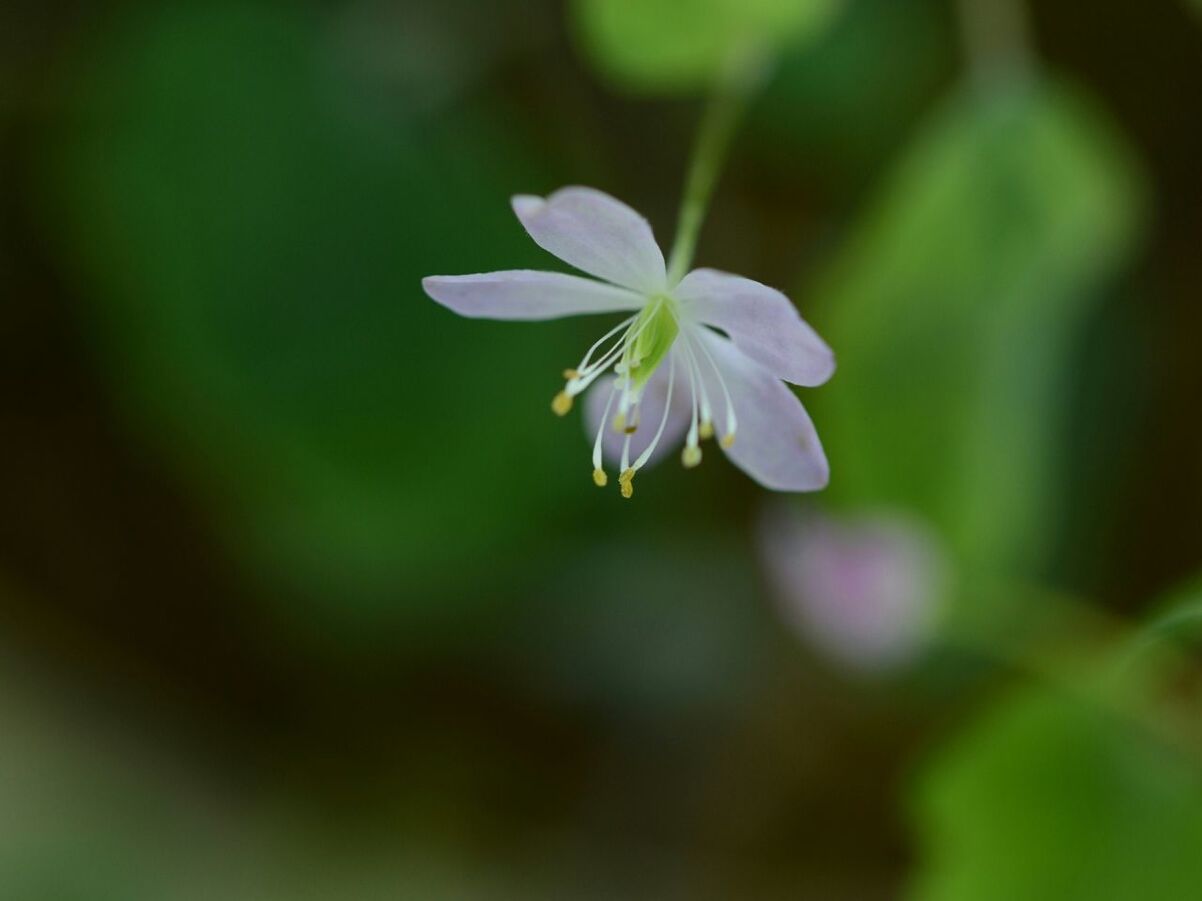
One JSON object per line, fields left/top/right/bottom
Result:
{"left": 758, "top": 506, "right": 948, "bottom": 671}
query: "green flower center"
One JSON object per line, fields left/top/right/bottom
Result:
{"left": 628, "top": 295, "right": 679, "bottom": 389}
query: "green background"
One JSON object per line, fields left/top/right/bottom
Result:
{"left": 2, "top": 0, "right": 1200, "bottom": 897}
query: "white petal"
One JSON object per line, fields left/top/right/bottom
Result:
{"left": 512, "top": 187, "right": 667, "bottom": 294}
{"left": 695, "top": 328, "right": 829, "bottom": 492}
{"left": 584, "top": 352, "right": 691, "bottom": 469}
{"left": 423, "top": 271, "right": 643, "bottom": 321}
{"left": 675, "top": 268, "right": 835, "bottom": 387}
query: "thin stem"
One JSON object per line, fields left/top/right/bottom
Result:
{"left": 941, "top": 584, "right": 1202, "bottom": 759}
{"left": 956, "top": 0, "right": 1035, "bottom": 84}
{"left": 665, "top": 53, "right": 764, "bottom": 286}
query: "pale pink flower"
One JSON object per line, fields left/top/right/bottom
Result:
{"left": 423, "top": 187, "right": 833, "bottom": 496}
{"left": 759, "top": 506, "right": 947, "bottom": 670}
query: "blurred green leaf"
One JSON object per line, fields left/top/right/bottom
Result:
{"left": 45, "top": 3, "right": 593, "bottom": 625}
{"left": 910, "top": 687, "right": 1202, "bottom": 901}
{"left": 812, "top": 78, "right": 1144, "bottom": 589}
{"left": 1139, "top": 577, "right": 1202, "bottom": 647}
{"left": 572, "top": 0, "right": 841, "bottom": 94}
{"left": 1118, "top": 576, "right": 1202, "bottom": 685}
{"left": 517, "top": 536, "right": 765, "bottom": 714}
{"left": 751, "top": 0, "right": 951, "bottom": 188}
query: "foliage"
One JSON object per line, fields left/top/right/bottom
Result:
{"left": 572, "top": 0, "right": 841, "bottom": 93}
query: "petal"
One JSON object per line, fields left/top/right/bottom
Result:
{"left": 675, "top": 268, "right": 835, "bottom": 387}
{"left": 694, "top": 328, "right": 829, "bottom": 492}
{"left": 583, "top": 350, "right": 692, "bottom": 470}
{"left": 422, "top": 271, "right": 642, "bottom": 321}
{"left": 512, "top": 187, "right": 667, "bottom": 294}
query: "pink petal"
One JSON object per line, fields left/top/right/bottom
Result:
{"left": 676, "top": 268, "right": 835, "bottom": 387}
{"left": 512, "top": 188, "right": 667, "bottom": 294}
{"left": 422, "top": 271, "right": 642, "bottom": 320}
{"left": 695, "top": 328, "right": 829, "bottom": 491}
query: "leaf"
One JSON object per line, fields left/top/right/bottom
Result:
{"left": 1117, "top": 576, "right": 1202, "bottom": 685}
{"left": 910, "top": 687, "right": 1202, "bottom": 901}
{"left": 571, "top": 0, "right": 842, "bottom": 94}
{"left": 750, "top": 0, "right": 951, "bottom": 187}
{"left": 43, "top": 3, "right": 591, "bottom": 626}
{"left": 811, "top": 78, "right": 1145, "bottom": 586}
{"left": 1138, "top": 577, "right": 1202, "bottom": 646}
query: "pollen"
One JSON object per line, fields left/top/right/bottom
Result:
{"left": 682, "top": 445, "right": 702, "bottom": 468}
{"left": 618, "top": 467, "right": 636, "bottom": 499}
{"left": 612, "top": 412, "right": 626, "bottom": 433}
{"left": 592, "top": 468, "right": 608, "bottom": 487}
{"left": 551, "top": 390, "right": 573, "bottom": 417}
{"left": 721, "top": 433, "right": 736, "bottom": 449}
{"left": 699, "top": 420, "right": 714, "bottom": 440}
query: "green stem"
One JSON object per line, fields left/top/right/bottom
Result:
{"left": 942, "top": 586, "right": 1202, "bottom": 758}
{"left": 956, "top": 0, "right": 1035, "bottom": 83}
{"left": 665, "top": 55, "right": 762, "bottom": 286}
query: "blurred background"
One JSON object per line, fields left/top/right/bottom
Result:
{"left": 2, "top": 0, "right": 1202, "bottom": 897}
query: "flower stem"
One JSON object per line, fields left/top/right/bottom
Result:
{"left": 956, "top": 0, "right": 1035, "bottom": 83}
{"left": 666, "top": 53, "right": 764, "bottom": 286}
{"left": 942, "top": 585, "right": 1202, "bottom": 759}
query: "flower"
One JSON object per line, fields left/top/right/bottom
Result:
{"left": 422, "top": 187, "right": 834, "bottom": 497}
{"left": 758, "top": 505, "right": 947, "bottom": 671}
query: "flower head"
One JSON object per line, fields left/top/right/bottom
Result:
{"left": 423, "top": 187, "right": 834, "bottom": 496}
{"left": 758, "top": 505, "right": 947, "bottom": 671}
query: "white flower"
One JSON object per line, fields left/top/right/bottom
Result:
{"left": 422, "top": 187, "right": 834, "bottom": 497}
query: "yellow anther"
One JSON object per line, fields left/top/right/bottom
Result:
{"left": 592, "top": 468, "right": 608, "bottom": 487}
{"left": 682, "top": 445, "right": 702, "bottom": 468}
{"left": 721, "top": 432, "right": 736, "bottom": 449}
{"left": 699, "top": 420, "right": 714, "bottom": 440}
{"left": 563, "top": 368, "right": 580, "bottom": 380}
{"left": 612, "top": 412, "right": 626, "bottom": 433}
{"left": 551, "top": 390, "right": 573, "bottom": 417}
{"left": 618, "top": 467, "right": 635, "bottom": 499}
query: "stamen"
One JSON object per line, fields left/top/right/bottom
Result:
{"left": 631, "top": 355, "right": 677, "bottom": 471}
{"left": 593, "top": 468, "right": 608, "bottom": 487}
{"left": 677, "top": 328, "right": 715, "bottom": 436}
{"left": 682, "top": 445, "right": 702, "bottom": 468}
{"left": 566, "top": 304, "right": 663, "bottom": 402}
{"left": 615, "top": 298, "right": 663, "bottom": 415}
{"left": 551, "top": 390, "right": 572, "bottom": 417}
{"left": 690, "top": 328, "right": 739, "bottom": 444}
{"left": 592, "top": 381, "right": 619, "bottom": 476}
{"left": 617, "top": 377, "right": 644, "bottom": 424}
{"left": 619, "top": 394, "right": 641, "bottom": 435}
{"left": 678, "top": 337, "right": 702, "bottom": 452}
{"left": 618, "top": 468, "right": 636, "bottom": 499}
{"left": 573, "top": 315, "right": 637, "bottom": 376}
{"left": 567, "top": 339, "right": 631, "bottom": 397}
